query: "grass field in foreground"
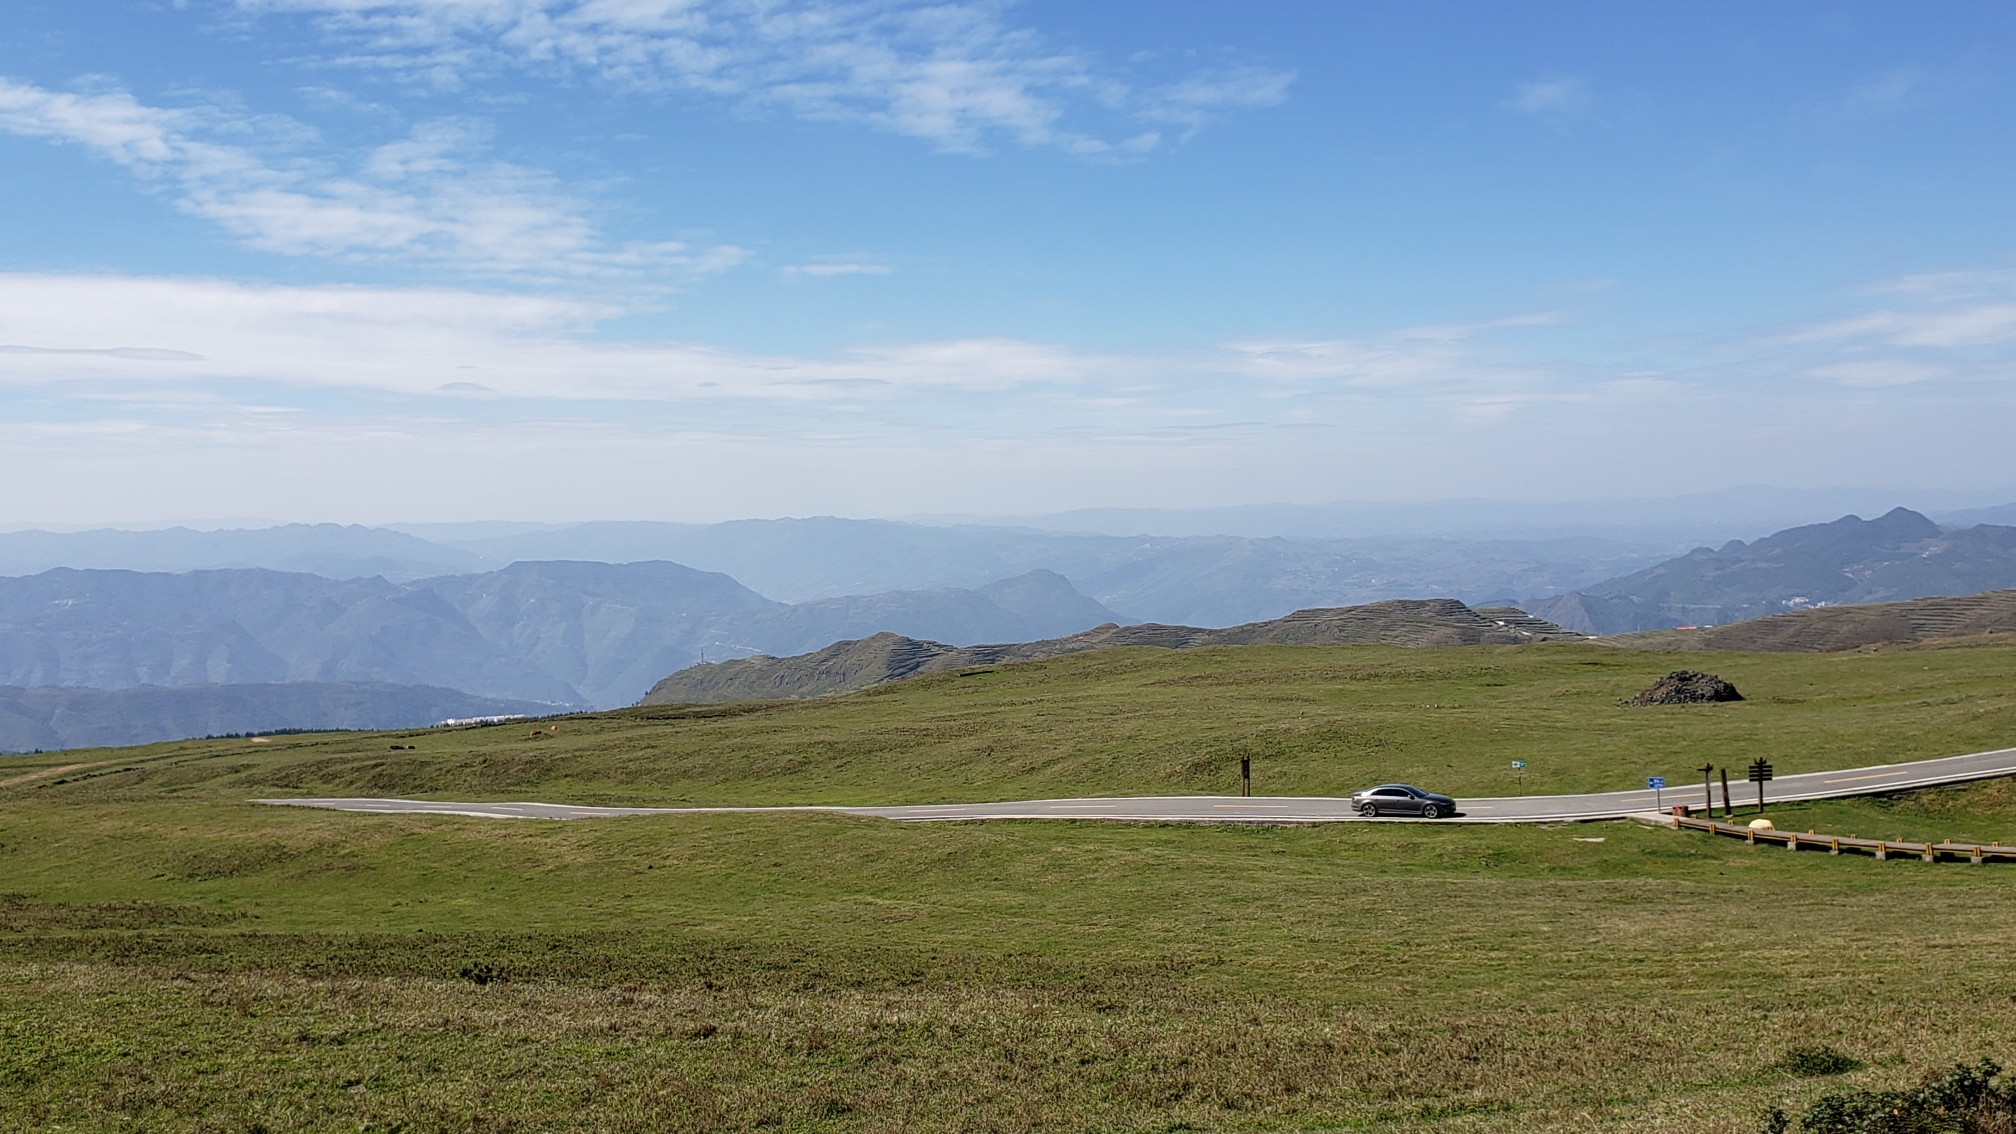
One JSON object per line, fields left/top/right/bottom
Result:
{"left": 2, "top": 637, "right": 2015, "bottom": 1132}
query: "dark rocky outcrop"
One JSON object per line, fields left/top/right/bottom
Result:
{"left": 1626, "top": 671, "right": 1744, "bottom": 706}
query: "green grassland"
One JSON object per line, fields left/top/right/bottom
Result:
{"left": 4, "top": 638, "right": 2016, "bottom": 1132}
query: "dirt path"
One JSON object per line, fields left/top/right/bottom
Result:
{"left": 0, "top": 762, "right": 103, "bottom": 789}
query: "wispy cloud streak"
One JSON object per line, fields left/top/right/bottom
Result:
{"left": 0, "top": 78, "right": 744, "bottom": 279}
{"left": 236, "top": 0, "right": 1292, "bottom": 154}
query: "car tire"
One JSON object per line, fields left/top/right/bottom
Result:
{"left": 1420, "top": 803, "right": 1440, "bottom": 819}
{"left": 1359, "top": 802, "right": 1378, "bottom": 817}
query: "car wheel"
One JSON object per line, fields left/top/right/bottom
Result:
{"left": 1359, "top": 802, "right": 1378, "bottom": 817}
{"left": 1420, "top": 803, "right": 1440, "bottom": 819}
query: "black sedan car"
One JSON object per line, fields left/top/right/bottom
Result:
{"left": 1350, "top": 784, "right": 1457, "bottom": 819}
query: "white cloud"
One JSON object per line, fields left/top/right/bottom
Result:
{"left": 1844, "top": 67, "right": 1921, "bottom": 113}
{"left": 1808, "top": 360, "right": 1941, "bottom": 387}
{"left": 0, "top": 77, "right": 743, "bottom": 279}
{"left": 1507, "top": 75, "right": 1589, "bottom": 115}
{"left": 783, "top": 261, "right": 892, "bottom": 276}
{"left": 1788, "top": 302, "right": 2016, "bottom": 349}
{"left": 234, "top": 0, "right": 1292, "bottom": 154}
{"left": 0, "top": 273, "right": 1104, "bottom": 401}
{"left": 1141, "top": 66, "right": 1294, "bottom": 139}
{"left": 4, "top": 271, "right": 2016, "bottom": 523}
{"left": 1224, "top": 315, "right": 1562, "bottom": 394}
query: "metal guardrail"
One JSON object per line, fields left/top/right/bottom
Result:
{"left": 1673, "top": 814, "right": 2016, "bottom": 863}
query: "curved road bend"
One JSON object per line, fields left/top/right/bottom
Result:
{"left": 254, "top": 743, "right": 2016, "bottom": 824}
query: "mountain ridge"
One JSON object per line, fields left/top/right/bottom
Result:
{"left": 641, "top": 599, "right": 1585, "bottom": 705}
{"left": 0, "top": 563, "right": 1124, "bottom": 708}
{"left": 1526, "top": 508, "right": 2016, "bottom": 634}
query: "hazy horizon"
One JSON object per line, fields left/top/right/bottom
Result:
{"left": 3, "top": 485, "right": 2014, "bottom": 545}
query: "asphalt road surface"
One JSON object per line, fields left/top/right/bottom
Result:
{"left": 255, "top": 743, "right": 2016, "bottom": 824}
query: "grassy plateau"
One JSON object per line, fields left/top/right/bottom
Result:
{"left": 3, "top": 637, "right": 2016, "bottom": 1132}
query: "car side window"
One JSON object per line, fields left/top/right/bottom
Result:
{"left": 1375, "top": 788, "right": 1405, "bottom": 797}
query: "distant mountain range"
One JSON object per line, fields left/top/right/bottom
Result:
{"left": 9, "top": 502, "right": 2016, "bottom": 751}
{"left": 0, "top": 562, "right": 1123, "bottom": 709}
{"left": 642, "top": 601, "right": 1583, "bottom": 705}
{"left": 1527, "top": 509, "right": 2016, "bottom": 634}
{"left": 905, "top": 486, "right": 2016, "bottom": 541}
{"left": 0, "top": 682, "right": 551, "bottom": 754}
{"left": 14, "top": 494, "right": 2015, "bottom": 629}
{"left": 1, "top": 519, "right": 1677, "bottom": 625}
{"left": 0, "top": 523, "right": 485, "bottom": 582}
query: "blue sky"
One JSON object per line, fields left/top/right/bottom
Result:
{"left": 2, "top": 1, "right": 2014, "bottom": 524}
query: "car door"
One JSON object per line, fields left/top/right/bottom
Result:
{"left": 1375, "top": 787, "right": 1414, "bottom": 815}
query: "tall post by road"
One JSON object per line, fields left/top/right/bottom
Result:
{"left": 1699, "top": 763, "right": 1714, "bottom": 815}
{"left": 1720, "top": 767, "right": 1733, "bottom": 818}
{"left": 1747, "top": 758, "right": 1774, "bottom": 814}
{"left": 1240, "top": 756, "right": 1251, "bottom": 798}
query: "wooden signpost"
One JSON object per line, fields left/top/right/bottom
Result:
{"left": 1747, "top": 758, "right": 1774, "bottom": 813}
{"left": 1240, "top": 756, "right": 1251, "bottom": 798}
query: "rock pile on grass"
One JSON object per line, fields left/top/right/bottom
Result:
{"left": 1627, "top": 670, "right": 1744, "bottom": 705}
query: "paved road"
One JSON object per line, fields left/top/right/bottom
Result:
{"left": 255, "top": 743, "right": 2016, "bottom": 824}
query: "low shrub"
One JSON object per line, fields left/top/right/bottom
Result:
{"left": 1782, "top": 1046, "right": 1866, "bottom": 1078}
{"left": 1768, "top": 1059, "right": 2015, "bottom": 1134}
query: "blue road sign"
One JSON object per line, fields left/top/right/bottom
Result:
{"left": 1648, "top": 776, "right": 1666, "bottom": 789}
{"left": 1511, "top": 760, "right": 1526, "bottom": 770}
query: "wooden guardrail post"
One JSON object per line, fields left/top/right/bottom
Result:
{"left": 1922, "top": 843, "right": 1935, "bottom": 863}
{"left": 1973, "top": 846, "right": 1985, "bottom": 864}
{"left": 1876, "top": 841, "right": 1887, "bottom": 861}
{"left": 1830, "top": 837, "right": 1840, "bottom": 855}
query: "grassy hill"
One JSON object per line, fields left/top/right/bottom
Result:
{"left": 642, "top": 598, "right": 1584, "bottom": 706}
{"left": 15, "top": 635, "right": 2016, "bottom": 807}
{"left": 5, "top": 636, "right": 2016, "bottom": 1132}
{"left": 1605, "top": 588, "right": 2016, "bottom": 653}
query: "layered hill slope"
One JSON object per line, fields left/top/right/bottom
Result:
{"left": 1603, "top": 589, "right": 2016, "bottom": 653}
{"left": 642, "top": 599, "right": 1582, "bottom": 704}
{"left": 0, "top": 563, "right": 1122, "bottom": 708}
{"left": 1526, "top": 509, "right": 2016, "bottom": 635}
{"left": 0, "top": 681, "right": 552, "bottom": 754}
